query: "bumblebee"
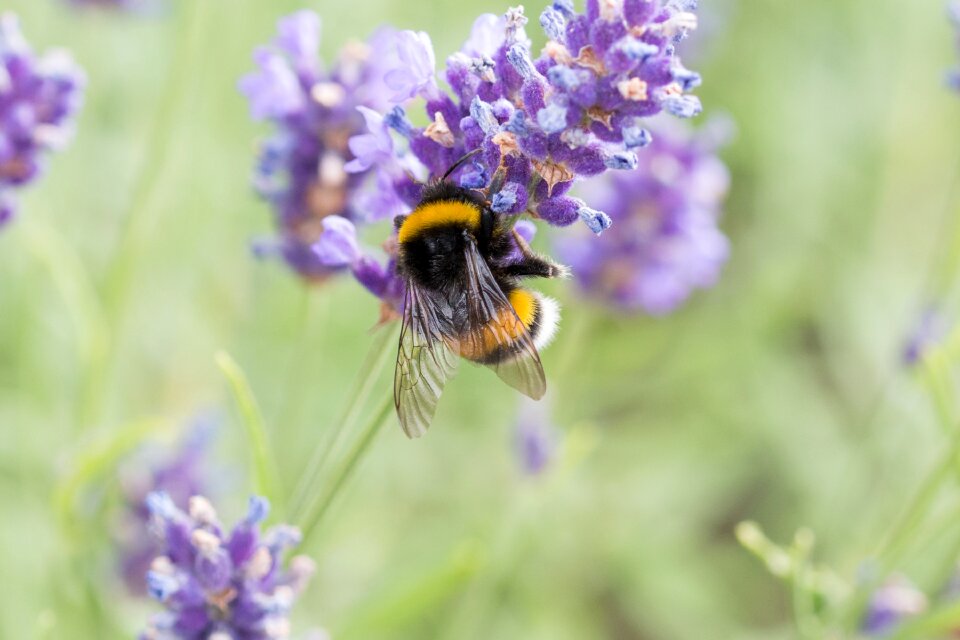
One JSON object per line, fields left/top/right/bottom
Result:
{"left": 393, "top": 175, "right": 566, "bottom": 438}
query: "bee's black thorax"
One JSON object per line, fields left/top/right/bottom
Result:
{"left": 396, "top": 182, "right": 510, "bottom": 291}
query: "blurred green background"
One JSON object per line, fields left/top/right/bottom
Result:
{"left": 1, "top": 0, "right": 959, "bottom": 638}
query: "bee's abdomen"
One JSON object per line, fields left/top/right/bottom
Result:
{"left": 453, "top": 289, "right": 560, "bottom": 364}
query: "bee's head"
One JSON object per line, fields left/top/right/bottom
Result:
{"left": 393, "top": 214, "right": 407, "bottom": 232}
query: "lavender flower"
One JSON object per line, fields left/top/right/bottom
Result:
{"left": 333, "top": 2, "right": 706, "bottom": 316}
{"left": 0, "top": 13, "right": 85, "bottom": 229}
{"left": 901, "top": 306, "right": 949, "bottom": 367}
{"left": 555, "top": 116, "right": 730, "bottom": 315}
{"left": 65, "top": 0, "right": 142, "bottom": 9}
{"left": 862, "top": 575, "right": 927, "bottom": 636}
{"left": 239, "top": 11, "right": 398, "bottom": 281}
{"left": 116, "top": 419, "right": 215, "bottom": 595}
{"left": 514, "top": 396, "right": 559, "bottom": 475}
{"left": 141, "top": 494, "right": 315, "bottom": 639}
{"left": 949, "top": 2, "right": 960, "bottom": 91}
{"left": 359, "top": 2, "right": 703, "bottom": 234}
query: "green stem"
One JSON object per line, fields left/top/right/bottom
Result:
{"left": 889, "top": 599, "right": 960, "bottom": 640}
{"left": 88, "top": 1, "right": 205, "bottom": 429}
{"left": 926, "top": 154, "right": 960, "bottom": 299}
{"left": 20, "top": 217, "right": 108, "bottom": 432}
{"left": 216, "top": 351, "right": 286, "bottom": 515}
{"left": 846, "top": 425, "right": 960, "bottom": 628}
{"left": 298, "top": 393, "right": 394, "bottom": 546}
{"left": 102, "top": 1, "right": 204, "bottom": 317}
{"left": 289, "top": 324, "right": 396, "bottom": 519}
{"left": 275, "top": 289, "right": 326, "bottom": 440}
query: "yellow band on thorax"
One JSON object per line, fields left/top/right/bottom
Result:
{"left": 398, "top": 200, "right": 482, "bottom": 244}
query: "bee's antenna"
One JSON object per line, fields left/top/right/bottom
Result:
{"left": 441, "top": 148, "right": 483, "bottom": 182}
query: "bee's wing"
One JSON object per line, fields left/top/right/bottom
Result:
{"left": 461, "top": 237, "right": 547, "bottom": 401}
{"left": 394, "top": 281, "right": 460, "bottom": 438}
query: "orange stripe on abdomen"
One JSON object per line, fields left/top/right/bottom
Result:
{"left": 451, "top": 290, "right": 539, "bottom": 363}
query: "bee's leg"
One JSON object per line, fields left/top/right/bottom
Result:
{"left": 502, "top": 228, "right": 569, "bottom": 279}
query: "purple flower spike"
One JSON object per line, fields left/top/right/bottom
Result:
{"left": 239, "top": 11, "right": 400, "bottom": 282}
{"left": 141, "top": 493, "right": 315, "bottom": 640}
{"left": 555, "top": 116, "right": 731, "bottom": 315}
{"left": 65, "top": 0, "right": 150, "bottom": 10}
{"left": 116, "top": 415, "right": 216, "bottom": 596}
{"left": 901, "top": 306, "right": 949, "bottom": 367}
{"left": 0, "top": 195, "right": 14, "bottom": 228}
{"left": 272, "top": 2, "right": 711, "bottom": 321}
{"left": 360, "top": 2, "right": 706, "bottom": 235}
{"left": 948, "top": 2, "right": 960, "bottom": 91}
{"left": 514, "top": 397, "right": 560, "bottom": 475}
{"left": 861, "top": 575, "right": 927, "bottom": 636}
{"left": 0, "top": 12, "right": 84, "bottom": 230}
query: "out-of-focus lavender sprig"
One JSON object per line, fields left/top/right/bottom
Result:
{"left": 861, "top": 575, "right": 927, "bottom": 636}
{"left": 65, "top": 0, "right": 145, "bottom": 10}
{"left": 514, "top": 396, "right": 560, "bottom": 475}
{"left": 0, "top": 12, "right": 85, "bottom": 230}
{"left": 116, "top": 418, "right": 216, "bottom": 596}
{"left": 141, "top": 494, "right": 315, "bottom": 640}
{"left": 514, "top": 398, "right": 560, "bottom": 476}
{"left": 901, "top": 306, "right": 950, "bottom": 367}
{"left": 554, "top": 115, "right": 730, "bottom": 315}
{"left": 239, "top": 11, "right": 401, "bottom": 283}
{"left": 948, "top": 2, "right": 960, "bottom": 91}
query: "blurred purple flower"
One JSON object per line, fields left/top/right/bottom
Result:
{"left": 65, "top": 0, "right": 160, "bottom": 11}
{"left": 901, "top": 306, "right": 949, "bottom": 367}
{"left": 949, "top": 2, "right": 960, "bottom": 90}
{"left": 116, "top": 417, "right": 216, "bottom": 596}
{"left": 344, "top": 106, "right": 393, "bottom": 173}
{"left": 0, "top": 194, "right": 13, "bottom": 228}
{"left": 555, "top": 116, "right": 731, "bottom": 315}
{"left": 383, "top": 30, "right": 437, "bottom": 103}
{"left": 514, "top": 397, "right": 559, "bottom": 475}
{"left": 862, "top": 575, "right": 927, "bottom": 636}
{"left": 0, "top": 12, "right": 84, "bottom": 229}
{"left": 140, "top": 494, "right": 315, "bottom": 639}
{"left": 239, "top": 11, "right": 400, "bottom": 282}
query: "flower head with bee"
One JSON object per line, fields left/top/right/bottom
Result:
{"left": 242, "top": 1, "right": 708, "bottom": 436}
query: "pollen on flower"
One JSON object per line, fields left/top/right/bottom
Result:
{"left": 617, "top": 77, "right": 649, "bottom": 101}
{"left": 311, "top": 82, "right": 347, "bottom": 107}
{"left": 660, "top": 11, "right": 698, "bottom": 38}
{"left": 424, "top": 111, "right": 455, "bottom": 147}
{"left": 191, "top": 528, "right": 222, "bottom": 553}
{"left": 188, "top": 495, "right": 218, "bottom": 525}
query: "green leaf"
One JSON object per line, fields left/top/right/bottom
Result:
{"left": 297, "top": 393, "right": 393, "bottom": 545}
{"left": 216, "top": 350, "right": 285, "bottom": 515}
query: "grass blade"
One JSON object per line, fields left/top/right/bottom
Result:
{"left": 216, "top": 350, "right": 285, "bottom": 515}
